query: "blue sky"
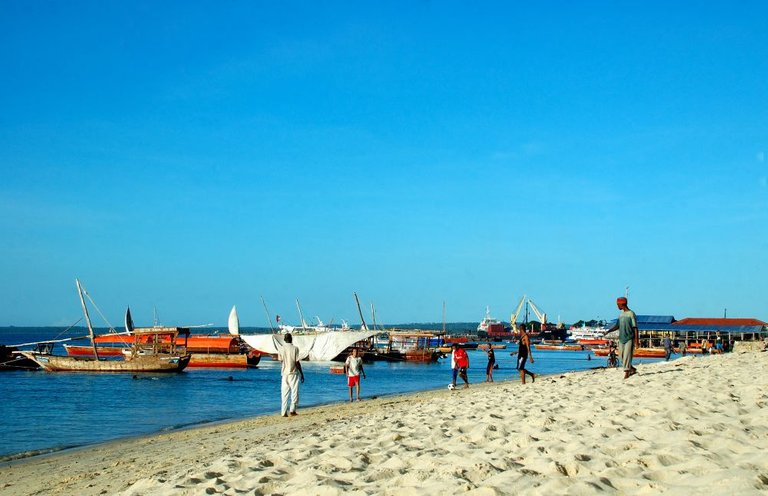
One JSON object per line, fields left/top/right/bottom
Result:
{"left": 1, "top": 1, "right": 766, "bottom": 327}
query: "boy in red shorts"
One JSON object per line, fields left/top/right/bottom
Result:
{"left": 344, "top": 348, "right": 366, "bottom": 401}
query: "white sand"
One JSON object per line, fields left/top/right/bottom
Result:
{"left": 1, "top": 351, "right": 767, "bottom": 495}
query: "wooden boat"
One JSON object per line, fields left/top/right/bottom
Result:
{"left": 477, "top": 343, "right": 507, "bottom": 350}
{"left": 534, "top": 343, "right": 584, "bottom": 351}
{"left": 329, "top": 365, "right": 345, "bottom": 374}
{"left": 20, "top": 280, "right": 191, "bottom": 373}
{"left": 188, "top": 351, "right": 261, "bottom": 368}
{"left": 577, "top": 338, "right": 610, "bottom": 346}
{"left": 381, "top": 330, "right": 442, "bottom": 363}
{"left": 592, "top": 347, "right": 666, "bottom": 358}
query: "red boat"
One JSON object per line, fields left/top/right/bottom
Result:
{"left": 593, "top": 347, "right": 666, "bottom": 358}
{"left": 82, "top": 333, "right": 260, "bottom": 367}
{"left": 577, "top": 338, "right": 609, "bottom": 346}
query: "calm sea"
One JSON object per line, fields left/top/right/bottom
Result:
{"left": 0, "top": 327, "right": 667, "bottom": 460}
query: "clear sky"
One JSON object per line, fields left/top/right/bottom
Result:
{"left": 1, "top": 1, "right": 766, "bottom": 328}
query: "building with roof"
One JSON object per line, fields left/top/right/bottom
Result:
{"left": 607, "top": 315, "right": 767, "bottom": 349}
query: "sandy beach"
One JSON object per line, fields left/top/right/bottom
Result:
{"left": 1, "top": 350, "right": 767, "bottom": 496}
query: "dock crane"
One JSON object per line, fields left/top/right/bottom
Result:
{"left": 509, "top": 295, "right": 526, "bottom": 327}
{"left": 527, "top": 298, "right": 548, "bottom": 330}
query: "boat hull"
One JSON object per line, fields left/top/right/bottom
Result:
{"left": 187, "top": 353, "right": 261, "bottom": 368}
{"left": 593, "top": 347, "right": 667, "bottom": 358}
{"left": 534, "top": 344, "right": 584, "bottom": 351}
{"left": 20, "top": 352, "right": 191, "bottom": 373}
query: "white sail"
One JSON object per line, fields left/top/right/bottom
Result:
{"left": 228, "top": 305, "right": 240, "bottom": 336}
{"left": 240, "top": 330, "right": 377, "bottom": 362}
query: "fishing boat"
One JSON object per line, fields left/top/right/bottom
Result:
{"left": 533, "top": 343, "right": 585, "bottom": 351}
{"left": 477, "top": 343, "right": 508, "bottom": 350}
{"left": 387, "top": 330, "right": 442, "bottom": 362}
{"left": 592, "top": 347, "right": 666, "bottom": 358}
{"left": 20, "top": 279, "right": 191, "bottom": 373}
{"left": 68, "top": 306, "right": 261, "bottom": 368}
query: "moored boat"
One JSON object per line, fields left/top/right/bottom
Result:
{"left": 592, "top": 347, "right": 666, "bottom": 358}
{"left": 534, "top": 343, "right": 584, "bottom": 351}
{"left": 20, "top": 280, "right": 191, "bottom": 373}
{"left": 477, "top": 343, "right": 508, "bottom": 350}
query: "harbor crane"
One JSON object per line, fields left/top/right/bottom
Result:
{"left": 509, "top": 295, "right": 526, "bottom": 327}
{"left": 527, "top": 298, "right": 548, "bottom": 329}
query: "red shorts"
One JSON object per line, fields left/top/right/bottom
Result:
{"left": 347, "top": 375, "right": 360, "bottom": 387}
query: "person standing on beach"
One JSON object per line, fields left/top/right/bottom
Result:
{"left": 663, "top": 335, "right": 673, "bottom": 361}
{"left": 515, "top": 323, "right": 535, "bottom": 384}
{"left": 607, "top": 297, "right": 639, "bottom": 379}
{"left": 344, "top": 348, "right": 366, "bottom": 401}
{"left": 485, "top": 346, "right": 496, "bottom": 382}
{"left": 277, "top": 333, "right": 304, "bottom": 417}
{"left": 451, "top": 344, "right": 470, "bottom": 388}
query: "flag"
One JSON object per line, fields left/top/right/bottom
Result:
{"left": 276, "top": 315, "right": 281, "bottom": 323}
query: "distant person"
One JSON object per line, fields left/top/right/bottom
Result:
{"left": 607, "top": 340, "right": 619, "bottom": 367}
{"left": 485, "top": 346, "right": 496, "bottom": 382}
{"left": 663, "top": 335, "right": 673, "bottom": 361}
{"left": 515, "top": 323, "right": 535, "bottom": 384}
{"left": 451, "top": 344, "right": 470, "bottom": 389}
{"left": 277, "top": 333, "right": 304, "bottom": 417}
{"left": 344, "top": 348, "right": 366, "bottom": 401}
{"left": 606, "top": 297, "right": 639, "bottom": 379}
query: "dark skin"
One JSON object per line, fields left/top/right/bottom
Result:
{"left": 516, "top": 324, "right": 535, "bottom": 384}
{"left": 607, "top": 300, "right": 639, "bottom": 378}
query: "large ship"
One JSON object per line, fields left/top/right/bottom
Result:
{"left": 477, "top": 307, "right": 508, "bottom": 336}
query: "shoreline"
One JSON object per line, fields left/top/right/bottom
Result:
{"left": 1, "top": 352, "right": 766, "bottom": 495}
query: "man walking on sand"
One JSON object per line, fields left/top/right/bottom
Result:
{"left": 607, "top": 297, "right": 639, "bottom": 379}
{"left": 344, "top": 348, "right": 366, "bottom": 401}
{"left": 514, "top": 323, "right": 535, "bottom": 384}
{"left": 277, "top": 333, "right": 304, "bottom": 417}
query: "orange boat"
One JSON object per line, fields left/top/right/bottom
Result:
{"left": 593, "top": 347, "right": 666, "bottom": 358}
{"left": 577, "top": 338, "right": 609, "bottom": 346}
{"left": 443, "top": 336, "right": 469, "bottom": 344}
{"left": 187, "top": 351, "right": 261, "bottom": 368}
{"left": 95, "top": 333, "right": 241, "bottom": 353}
{"left": 63, "top": 344, "right": 125, "bottom": 357}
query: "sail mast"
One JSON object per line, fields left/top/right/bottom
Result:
{"left": 296, "top": 298, "right": 308, "bottom": 332}
{"left": 442, "top": 301, "right": 446, "bottom": 334}
{"left": 260, "top": 296, "right": 275, "bottom": 332}
{"left": 354, "top": 292, "right": 368, "bottom": 331}
{"left": 76, "top": 278, "right": 99, "bottom": 360}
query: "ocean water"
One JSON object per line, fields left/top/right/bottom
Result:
{"left": 0, "top": 327, "right": 668, "bottom": 460}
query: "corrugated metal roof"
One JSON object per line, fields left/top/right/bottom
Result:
{"left": 674, "top": 318, "right": 766, "bottom": 326}
{"left": 637, "top": 315, "right": 676, "bottom": 324}
{"left": 606, "top": 315, "right": 675, "bottom": 326}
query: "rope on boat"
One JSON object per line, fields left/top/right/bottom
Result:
{"left": 82, "top": 287, "right": 118, "bottom": 333}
